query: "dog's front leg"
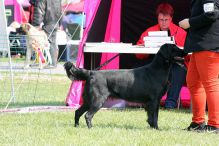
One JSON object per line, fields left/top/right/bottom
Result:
{"left": 145, "top": 100, "right": 159, "bottom": 129}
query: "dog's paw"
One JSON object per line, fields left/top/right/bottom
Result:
{"left": 64, "top": 61, "right": 73, "bottom": 70}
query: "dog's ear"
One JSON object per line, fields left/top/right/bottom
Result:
{"left": 159, "top": 43, "right": 173, "bottom": 58}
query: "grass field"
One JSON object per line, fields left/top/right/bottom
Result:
{"left": 1, "top": 58, "right": 218, "bottom": 145}
{"left": 1, "top": 108, "right": 219, "bottom": 146}
{"left": 0, "top": 72, "right": 71, "bottom": 109}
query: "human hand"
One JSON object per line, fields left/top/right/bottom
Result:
{"left": 179, "top": 18, "right": 190, "bottom": 29}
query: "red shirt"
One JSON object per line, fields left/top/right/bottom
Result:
{"left": 136, "top": 22, "right": 187, "bottom": 60}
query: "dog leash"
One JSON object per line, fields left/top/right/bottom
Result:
{"left": 94, "top": 54, "right": 188, "bottom": 71}
{"left": 94, "top": 54, "right": 120, "bottom": 71}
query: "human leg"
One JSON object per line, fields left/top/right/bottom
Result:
{"left": 24, "top": 43, "right": 33, "bottom": 68}
{"left": 165, "top": 63, "right": 187, "bottom": 108}
{"left": 196, "top": 51, "right": 219, "bottom": 128}
{"left": 186, "top": 53, "right": 206, "bottom": 124}
{"left": 49, "top": 31, "right": 58, "bottom": 66}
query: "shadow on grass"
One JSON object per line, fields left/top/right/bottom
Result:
{"left": 94, "top": 123, "right": 148, "bottom": 130}
{"left": 70, "top": 123, "right": 146, "bottom": 130}
{"left": 0, "top": 101, "right": 66, "bottom": 109}
{"left": 159, "top": 107, "right": 191, "bottom": 114}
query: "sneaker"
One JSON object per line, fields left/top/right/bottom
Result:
{"left": 203, "top": 125, "right": 219, "bottom": 134}
{"left": 186, "top": 122, "right": 206, "bottom": 131}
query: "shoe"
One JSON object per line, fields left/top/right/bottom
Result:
{"left": 43, "top": 65, "right": 57, "bottom": 69}
{"left": 164, "top": 107, "right": 175, "bottom": 110}
{"left": 30, "top": 63, "right": 40, "bottom": 67}
{"left": 186, "top": 122, "right": 206, "bottom": 131}
{"left": 203, "top": 125, "right": 219, "bottom": 134}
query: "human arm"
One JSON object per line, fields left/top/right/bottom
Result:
{"left": 174, "top": 27, "right": 187, "bottom": 47}
{"left": 32, "top": 0, "right": 46, "bottom": 27}
{"left": 179, "top": 0, "right": 219, "bottom": 29}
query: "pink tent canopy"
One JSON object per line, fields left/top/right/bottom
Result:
{"left": 4, "top": 0, "right": 23, "bottom": 23}
{"left": 65, "top": 0, "right": 121, "bottom": 108}
{"left": 65, "top": 0, "right": 191, "bottom": 108}
{"left": 65, "top": 0, "right": 102, "bottom": 108}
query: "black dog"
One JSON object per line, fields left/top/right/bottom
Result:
{"left": 64, "top": 44, "right": 186, "bottom": 129}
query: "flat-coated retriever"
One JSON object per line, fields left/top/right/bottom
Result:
{"left": 64, "top": 44, "right": 186, "bottom": 129}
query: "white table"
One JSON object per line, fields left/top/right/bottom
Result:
{"left": 84, "top": 42, "right": 161, "bottom": 54}
{"left": 83, "top": 42, "right": 166, "bottom": 70}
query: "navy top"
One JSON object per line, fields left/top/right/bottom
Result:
{"left": 184, "top": 0, "right": 219, "bottom": 53}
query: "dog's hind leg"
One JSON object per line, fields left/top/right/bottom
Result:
{"left": 84, "top": 106, "right": 101, "bottom": 128}
{"left": 75, "top": 103, "right": 89, "bottom": 127}
{"left": 84, "top": 98, "right": 106, "bottom": 128}
{"left": 145, "top": 100, "right": 160, "bottom": 129}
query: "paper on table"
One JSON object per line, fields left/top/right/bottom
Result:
{"left": 148, "top": 31, "right": 168, "bottom": 37}
{"left": 143, "top": 36, "right": 172, "bottom": 42}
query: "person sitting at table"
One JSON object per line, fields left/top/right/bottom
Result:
{"left": 136, "top": 2, "right": 188, "bottom": 109}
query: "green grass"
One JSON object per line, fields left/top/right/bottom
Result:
{"left": 0, "top": 72, "right": 71, "bottom": 109}
{"left": 0, "top": 108, "right": 219, "bottom": 146}
{"left": 0, "top": 57, "right": 25, "bottom": 62}
{"left": 0, "top": 56, "right": 66, "bottom": 64}
{"left": 1, "top": 58, "right": 218, "bottom": 145}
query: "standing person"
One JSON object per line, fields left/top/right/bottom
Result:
{"left": 30, "top": 0, "right": 62, "bottom": 68}
{"left": 179, "top": 0, "right": 219, "bottom": 133}
{"left": 136, "top": 3, "right": 188, "bottom": 109}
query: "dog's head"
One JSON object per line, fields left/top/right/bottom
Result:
{"left": 64, "top": 61, "right": 75, "bottom": 81}
{"left": 20, "top": 23, "right": 32, "bottom": 34}
{"left": 158, "top": 43, "right": 187, "bottom": 66}
{"left": 15, "top": 27, "right": 26, "bottom": 35}
{"left": 15, "top": 23, "right": 32, "bottom": 35}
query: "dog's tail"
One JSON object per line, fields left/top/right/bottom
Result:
{"left": 64, "top": 61, "right": 90, "bottom": 81}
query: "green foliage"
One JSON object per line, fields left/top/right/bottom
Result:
{"left": 0, "top": 109, "right": 219, "bottom": 146}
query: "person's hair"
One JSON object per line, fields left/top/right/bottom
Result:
{"left": 156, "top": 3, "right": 174, "bottom": 17}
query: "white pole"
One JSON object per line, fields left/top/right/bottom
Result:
{"left": 0, "top": 0, "right": 16, "bottom": 108}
